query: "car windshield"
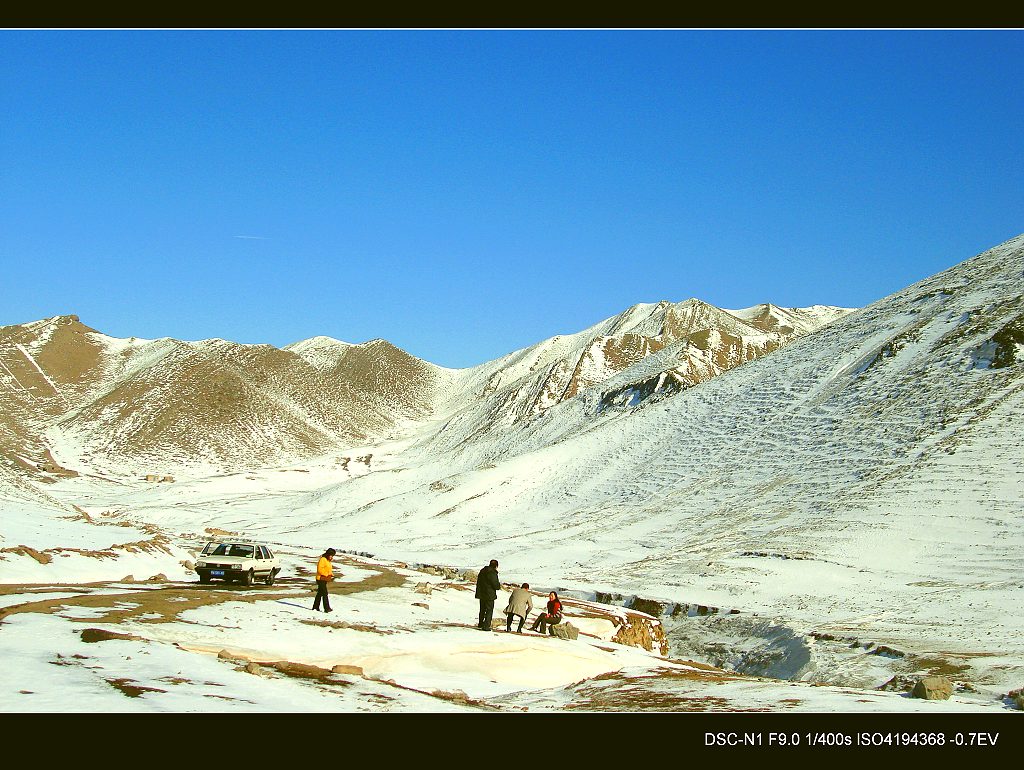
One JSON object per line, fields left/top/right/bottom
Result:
{"left": 209, "top": 544, "right": 254, "bottom": 558}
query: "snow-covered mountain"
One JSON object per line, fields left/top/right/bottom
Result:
{"left": 0, "top": 317, "right": 448, "bottom": 476}
{"left": 0, "top": 299, "right": 848, "bottom": 478}
{"left": 234, "top": 233, "right": 1017, "bottom": 691}
{"left": 3, "top": 233, "right": 1022, "bottom": 706}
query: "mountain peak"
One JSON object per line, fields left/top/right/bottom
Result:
{"left": 284, "top": 335, "right": 355, "bottom": 354}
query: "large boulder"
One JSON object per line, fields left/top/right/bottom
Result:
{"left": 612, "top": 614, "right": 670, "bottom": 655}
{"left": 551, "top": 622, "right": 579, "bottom": 641}
{"left": 911, "top": 676, "right": 953, "bottom": 700}
{"left": 414, "top": 582, "right": 433, "bottom": 595}
{"left": 461, "top": 568, "right": 478, "bottom": 582}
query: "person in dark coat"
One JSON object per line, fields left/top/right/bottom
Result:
{"left": 530, "top": 591, "right": 563, "bottom": 635}
{"left": 475, "top": 559, "right": 500, "bottom": 631}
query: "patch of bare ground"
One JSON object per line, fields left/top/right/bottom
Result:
{"left": 909, "top": 655, "right": 973, "bottom": 678}
{"left": 558, "top": 666, "right": 759, "bottom": 712}
{"left": 203, "top": 693, "right": 251, "bottom": 703}
{"left": 80, "top": 628, "right": 144, "bottom": 643}
{"left": 256, "top": 660, "right": 345, "bottom": 683}
{"left": 330, "top": 562, "right": 407, "bottom": 595}
{"left": 300, "top": 618, "right": 394, "bottom": 634}
{"left": 0, "top": 583, "right": 96, "bottom": 596}
{"left": 105, "top": 678, "right": 166, "bottom": 698}
{"left": 0, "top": 558, "right": 404, "bottom": 626}
{"left": 429, "top": 689, "right": 494, "bottom": 708}
{"left": 564, "top": 687, "right": 738, "bottom": 712}
{"left": 204, "top": 527, "right": 238, "bottom": 537}
{"left": 0, "top": 534, "right": 174, "bottom": 568}
{"left": 366, "top": 676, "right": 499, "bottom": 711}
{"left": 157, "top": 676, "right": 193, "bottom": 685}
{"left": 0, "top": 546, "right": 52, "bottom": 564}
{"left": 361, "top": 693, "right": 395, "bottom": 703}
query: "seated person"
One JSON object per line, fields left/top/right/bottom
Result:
{"left": 530, "top": 591, "right": 563, "bottom": 635}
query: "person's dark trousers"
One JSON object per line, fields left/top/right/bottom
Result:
{"left": 506, "top": 614, "right": 526, "bottom": 633}
{"left": 478, "top": 599, "right": 495, "bottom": 630}
{"left": 533, "top": 614, "right": 561, "bottom": 634}
{"left": 313, "top": 580, "right": 331, "bottom": 612}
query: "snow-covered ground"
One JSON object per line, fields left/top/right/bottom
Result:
{"left": 0, "top": 553, "right": 1008, "bottom": 713}
{"left": 2, "top": 235, "right": 1022, "bottom": 712}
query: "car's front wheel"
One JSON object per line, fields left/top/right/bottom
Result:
{"left": 242, "top": 569, "right": 254, "bottom": 587}
{"left": 198, "top": 573, "right": 210, "bottom": 584}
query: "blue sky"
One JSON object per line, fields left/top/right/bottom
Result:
{"left": 2, "top": 30, "right": 1021, "bottom": 367}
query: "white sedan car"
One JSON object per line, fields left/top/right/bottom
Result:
{"left": 195, "top": 541, "right": 281, "bottom": 586}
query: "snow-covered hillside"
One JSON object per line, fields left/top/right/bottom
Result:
{"left": 2, "top": 234, "right": 1022, "bottom": 711}
{"left": 0, "top": 317, "right": 448, "bottom": 476}
{"left": 0, "top": 296, "right": 846, "bottom": 478}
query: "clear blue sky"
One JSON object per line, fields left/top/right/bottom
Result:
{"left": 2, "top": 30, "right": 1021, "bottom": 367}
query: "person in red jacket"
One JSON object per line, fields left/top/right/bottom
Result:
{"left": 530, "top": 591, "right": 563, "bottom": 635}
{"left": 312, "top": 548, "right": 337, "bottom": 613}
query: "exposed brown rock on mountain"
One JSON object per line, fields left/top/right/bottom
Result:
{"left": 507, "top": 299, "right": 852, "bottom": 418}
{"left": 0, "top": 317, "right": 447, "bottom": 475}
{"left": 0, "top": 299, "right": 850, "bottom": 475}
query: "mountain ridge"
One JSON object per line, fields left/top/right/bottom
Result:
{"left": 0, "top": 298, "right": 853, "bottom": 476}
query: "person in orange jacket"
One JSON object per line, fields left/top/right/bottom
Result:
{"left": 313, "top": 548, "right": 337, "bottom": 613}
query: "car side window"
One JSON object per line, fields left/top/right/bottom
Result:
{"left": 255, "top": 548, "right": 263, "bottom": 560}
{"left": 265, "top": 548, "right": 273, "bottom": 559}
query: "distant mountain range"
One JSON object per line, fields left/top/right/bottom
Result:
{"left": 0, "top": 300, "right": 851, "bottom": 477}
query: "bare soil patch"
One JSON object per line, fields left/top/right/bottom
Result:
{"left": 105, "top": 678, "right": 166, "bottom": 698}
{"left": 0, "top": 558, "right": 405, "bottom": 627}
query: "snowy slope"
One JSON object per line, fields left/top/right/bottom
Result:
{"left": 3, "top": 551, "right": 1002, "bottom": 713}
{"left": 0, "top": 317, "right": 449, "bottom": 476}
{"left": 47, "top": 233, "right": 1023, "bottom": 697}
{"left": 3, "top": 234, "right": 1022, "bottom": 708}
{"left": 0, "top": 296, "right": 845, "bottom": 479}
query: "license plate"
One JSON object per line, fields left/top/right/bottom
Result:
{"left": 211, "top": 570, "right": 224, "bottom": 577}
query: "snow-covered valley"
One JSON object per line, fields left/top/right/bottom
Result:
{"left": 2, "top": 234, "right": 1023, "bottom": 712}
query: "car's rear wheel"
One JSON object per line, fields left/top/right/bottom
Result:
{"left": 242, "top": 569, "right": 254, "bottom": 586}
{"left": 264, "top": 570, "right": 275, "bottom": 586}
